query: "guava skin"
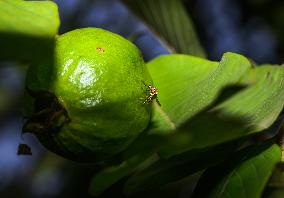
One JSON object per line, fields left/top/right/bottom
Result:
{"left": 24, "top": 28, "right": 153, "bottom": 162}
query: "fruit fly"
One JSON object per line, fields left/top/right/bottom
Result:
{"left": 96, "top": 47, "right": 105, "bottom": 53}
{"left": 144, "top": 85, "right": 161, "bottom": 106}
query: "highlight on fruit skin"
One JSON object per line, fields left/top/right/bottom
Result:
{"left": 23, "top": 28, "right": 153, "bottom": 162}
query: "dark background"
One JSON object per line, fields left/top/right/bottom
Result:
{"left": 1, "top": 0, "right": 284, "bottom": 197}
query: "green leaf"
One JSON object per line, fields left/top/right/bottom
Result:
{"left": 124, "top": 138, "right": 245, "bottom": 195}
{"left": 147, "top": 52, "right": 250, "bottom": 135}
{"left": 0, "top": 0, "right": 60, "bottom": 62}
{"left": 154, "top": 56, "right": 284, "bottom": 157}
{"left": 192, "top": 143, "right": 281, "bottom": 198}
{"left": 218, "top": 65, "right": 284, "bottom": 132}
{"left": 89, "top": 153, "right": 152, "bottom": 196}
{"left": 88, "top": 134, "right": 163, "bottom": 196}
{"left": 123, "top": 0, "right": 205, "bottom": 57}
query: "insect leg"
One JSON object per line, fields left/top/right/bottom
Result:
{"left": 155, "top": 97, "right": 161, "bottom": 106}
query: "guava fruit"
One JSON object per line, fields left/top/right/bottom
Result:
{"left": 23, "top": 28, "right": 153, "bottom": 162}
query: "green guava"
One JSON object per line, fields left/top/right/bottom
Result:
{"left": 23, "top": 28, "right": 153, "bottom": 162}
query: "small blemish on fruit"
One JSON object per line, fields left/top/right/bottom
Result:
{"left": 97, "top": 47, "right": 105, "bottom": 53}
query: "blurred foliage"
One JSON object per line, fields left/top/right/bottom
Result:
{"left": 123, "top": 0, "right": 205, "bottom": 57}
{"left": 0, "top": 0, "right": 59, "bottom": 62}
{"left": 186, "top": 0, "right": 278, "bottom": 63}
{"left": 242, "top": 0, "right": 284, "bottom": 62}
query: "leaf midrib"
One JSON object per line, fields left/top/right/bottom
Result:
{"left": 154, "top": 102, "right": 176, "bottom": 130}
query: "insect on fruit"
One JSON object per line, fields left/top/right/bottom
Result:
{"left": 96, "top": 47, "right": 105, "bottom": 52}
{"left": 144, "top": 85, "right": 161, "bottom": 106}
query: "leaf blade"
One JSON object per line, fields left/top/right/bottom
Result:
{"left": 147, "top": 52, "right": 251, "bottom": 134}
{"left": 0, "top": 0, "right": 60, "bottom": 62}
{"left": 88, "top": 134, "right": 164, "bottom": 196}
{"left": 124, "top": 138, "right": 245, "bottom": 195}
{"left": 154, "top": 58, "right": 284, "bottom": 157}
{"left": 123, "top": 0, "right": 205, "bottom": 57}
{"left": 193, "top": 143, "right": 281, "bottom": 198}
